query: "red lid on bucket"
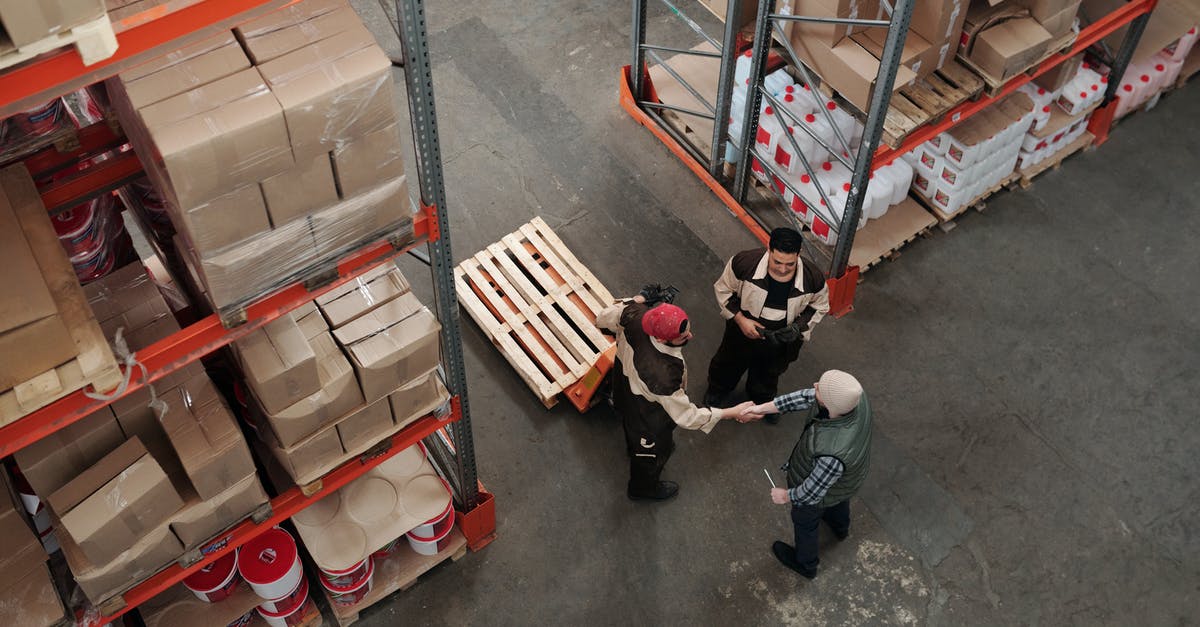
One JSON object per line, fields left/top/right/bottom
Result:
{"left": 238, "top": 528, "right": 298, "bottom": 585}
{"left": 184, "top": 550, "right": 238, "bottom": 593}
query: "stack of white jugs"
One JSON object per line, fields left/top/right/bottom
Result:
{"left": 1015, "top": 64, "right": 1096, "bottom": 171}
{"left": 903, "top": 92, "right": 1035, "bottom": 217}
{"left": 726, "top": 52, "right": 914, "bottom": 245}
{"left": 1113, "top": 25, "right": 1198, "bottom": 118}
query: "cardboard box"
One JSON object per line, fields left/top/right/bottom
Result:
{"left": 119, "top": 32, "right": 237, "bottom": 83}
{"left": 911, "top": 0, "right": 969, "bottom": 44}
{"left": 239, "top": 7, "right": 369, "bottom": 65}
{"left": 853, "top": 28, "right": 936, "bottom": 76}
{"left": 261, "top": 331, "right": 362, "bottom": 448}
{"left": 698, "top": 0, "right": 759, "bottom": 27}
{"left": 784, "top": 0, "right": 883, "bottom": 46}
{"left": 259, "top": 151, "right": 339, "bottom": 227}
{"left": 83, "top": 261, "right": 158, "bottom": 325}
{"left": 173, "top": 184, "right": 271, "bottom": 255}
{"left": 169, "top": 474, "right": 267, "bottom": 549}
{"left": 335, "top": 396, "right": 393, "bottom": 452}
{"left": 333, "top": 292, "right": 442, "bottom": 402}
{"left": 61, "top": 520, "right": 183, "bottom": 604}
{"left": 109, "top": 360, "right": 205, "bottom": 429}
{"left": 316, "top": 264, "right": 411, "bottom": 329}
{"left": 98, "top": 293, "right": 173, "bottom": 342}
{"left": 13, "top": 406, "right": 124, "bottom": 498}
{"left": 158, "top": 374, "right": 255, "bottom": 500}
{"left": 388, "top": 370, "right": 449, "bottom": 429}
{"left": 0, "top": 471, "right": 47, "bottom": 592}
{"left": 959, "top": 1, "right": 1028, "bottom": 55}
{"left": 234, "top": 0, "right": 345, "bottom": 41}
{"left": 121, "top": 39, "right": 251, "bottom": 109}
{"left": 331, "top": 123, "right": 406, "bottom": 198}
{"left": 294, "top": 302, "right": 329, "bottom": 340}
{"left": 311, "top": 175, "right": 413, "bottom": 258}
{"left": 0, "top": 562, "right": 65, "bottom": 627}
{"left": 0, "top": 176, "right": 76, "bottom": 389}
{"left": 195, "top": 218, "right": 318, "bottom": 309}
{"left": 1014, "top": 0, "right": 1078, "bottom": 30}
{"left": 1032, "top": 0, "right": 1079, "bottom": 38}
{"left": 235, "top": 315, "right": 320, "bottom": 414}
{"left": 258, "top": 28, "right": 395, "bottom": 161}
{"left": 0, "top": 0, "right": 105, "bottom": 48}
{"left": 48, "top": 438, "right": 184, "bottom": 566}
{"left": 970, "top": 16, "right": 1052, "bottom": 81}
{"left": 787, "top": 30, "right": 917, "bottom": 111}
{"left": 267, "top": 422, "right": 343, "bottom": 481}
{"left": 140, "top": 68, "right": 294, "bottom": 208}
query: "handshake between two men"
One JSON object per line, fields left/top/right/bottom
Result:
{"left": 718, "top": 400, "right": 780, "bottom": 424}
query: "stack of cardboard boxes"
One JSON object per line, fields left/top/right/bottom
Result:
{"left": 0, "top": 472, "right": 65, "bottom": 627}
{"left": 12, "top": 262, "right": 268, "bottom": 603}
{"left": 237, "top": 265, "right": 448, "bottom": 485}
{"left": 107, "top": 0, "right": 410, "bottom": 310}
{"left": 958, "top": 0, "right": 1080, "bottom": 82}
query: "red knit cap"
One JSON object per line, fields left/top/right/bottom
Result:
{"left": 642, "top": 304, "right": 689, "bottom": 342}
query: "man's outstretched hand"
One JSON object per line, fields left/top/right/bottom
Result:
{"left": 771, "top": 488, "right": 790, "bottom": 505}
{"left": 739, "top": 402, "right": 776, "bottom": 421}
{"left": 719, "top": 401, "right": 755, "bottom": 421}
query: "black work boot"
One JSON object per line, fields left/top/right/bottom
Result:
{"left": 772, "top": 541, "right": 817, "bottom": 579}
{"left": 628, "top": 481, "right": 679, "bottom": 502}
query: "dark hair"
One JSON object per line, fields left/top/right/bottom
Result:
{"left": 769, "top": 227, "right": 803, "bottom": 254}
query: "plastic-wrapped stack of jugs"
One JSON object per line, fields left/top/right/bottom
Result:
{"left": 1113, "top": 26, "right": 1198, "bottom": 118}
{"left": 1055, "top": 63, "right": 1108, "bottom": 115}
{"left": 1015, "top": 70, "right": 1094, "bottom": 172}
{"left": 904, "top": 92, "right": 1035, "bottom": 217}
{"left": 727, "top": 54, "right": 913, "bottom": 244}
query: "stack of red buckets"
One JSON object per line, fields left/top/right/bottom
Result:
{"left": 50, "top": 192, "right": 133, "bottom": 284}
{"left": 182, "top": 527, "right": 314, "bottom": 627}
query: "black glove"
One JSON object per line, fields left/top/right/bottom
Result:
{"left": 638, "top": 283, "right": 679, "bottom": 306}
{"left": 763, "top": 322, "right": 804, "bottom": 347}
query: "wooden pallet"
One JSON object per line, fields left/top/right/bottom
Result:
{"left": 914, "top": 171, "right": 1021, "bottom": 228}
{"left": 847, "top": 196, "right": 938, "bottom": 273}
{"left": 958, "top": 30, "right": 1078, "bottom": 97}
{"left": 456, "top": 217, "right": 616, "bottom": 410}
{"left": 1016, "top": 131, "right": 1094, "bottom": 187}
{"left": 0, "top": 166, "right": 122, "bottom": 427}
{"left": 0, "top": 14, "right": 117, "bottom": 72}
{"left": 882, "top": 61, "right": 985, "bottom": 147}
{"left": 326, "top": 529, "right": 469, "bottom": 627}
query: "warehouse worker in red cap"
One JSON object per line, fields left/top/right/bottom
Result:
{"left": 742, "top": 369, "right": 871, "bottom": 579}
{"left": 596, "top": 286, "right": 754, "bottom": 501}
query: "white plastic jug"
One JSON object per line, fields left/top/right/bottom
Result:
{"left": 764, "top": 69, "right": 793, "bottom": 97}
{"left": 880, "top": 158, "right": 914, "bottom": 205}
{"left": 734, "top": 50, "right": 753, "bottom": 85}
{"left": 754, "top": 106, "right": 785, "bottom": 157}
{"left": 821, "top": 101, "right": 857, "bottom": 150}
{"left": 1168, "top": 26, "right": 1199, "bottom": 62}
{"left": 817, "top": 160, "right": 853, "bottom": 196}
{"left": 779, "top": 92, "right": 813, "bottom": 124}
{"left": 797, "top": 113, "right": 833, "bottom": 164}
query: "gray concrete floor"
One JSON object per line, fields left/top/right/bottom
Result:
{"left": 347, "top": 1, "right": 1200, "bottom": 624}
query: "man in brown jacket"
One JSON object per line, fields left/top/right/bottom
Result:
{"left": 705, "top": 228, "right": 830, "bottom": 422}
{"left": 597, "top": 295, "right": 753, "bottom": 501}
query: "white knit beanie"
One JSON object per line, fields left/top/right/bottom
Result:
{"left": 818, "top": 370, "right": 862, "bottom": 417}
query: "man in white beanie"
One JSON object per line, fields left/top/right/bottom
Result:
{"left": 742, "top": 369, "right": 872, "bottom": 579}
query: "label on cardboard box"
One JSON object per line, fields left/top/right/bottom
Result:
{"left": 158, "top": 374, "right": 256, "bottom": 501}
{"left": 48, "top": 437, "right": 184, "bottom": 566}
{"left": 316, "top": 264, "right": 411, "bottom": 329}
{"left": 235, "top": 315, "right": 320, "bottom": 415}
{"left": 262, "top": 332, "right": 363, "bottom": 448}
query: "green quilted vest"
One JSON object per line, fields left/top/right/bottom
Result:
{"left": 786, "top": 392, "right": 872, "bottom": 507}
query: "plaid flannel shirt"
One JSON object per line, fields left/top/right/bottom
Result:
{"left": 776, "top": 388, "right": 845, "bottom": 506}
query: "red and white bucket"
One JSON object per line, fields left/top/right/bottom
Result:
{"left": 237, "top": 528, "right": 304, "bottom": 601}
{"left": 12, "top": 99, "right": 63, "bottom": 136}
{"left": 258, "top": 576, "right": 308, "bottom": 614}
{"left": 319, "top": 559, "right": 370, "bottom": 589}
{"left": 183, "top": 550, "right": 241, "bottom": 603}
{"left": 406, "top": 516, "right": 455, "bottom": 556}
{"left": 407, "top": 487, "right": 455, "bottom": 539}
{"left": 257, "top": 596, "right": 314, "bottom": 627}
{"left": 321, "top": 558, "right": 374, "bottom": 607}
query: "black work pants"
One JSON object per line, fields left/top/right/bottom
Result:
{"left": 706, "top": 318, "right": 803, "bottom": 403}
{"left": 612, "top": 368, "right": 677, "bottom": 495}
{"left": 790, "top": 499, "right": 851, "bottom": 571}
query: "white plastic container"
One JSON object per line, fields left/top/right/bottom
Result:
{"left": 798, "top": 112, "right": 834, "bottom": 161}
{"left": 863, "top": 173, "right": 893, "bottom": 219}
{"left": 764, "top": 69, "right": 793, "bottom": 97}
{"left": 734, "top": 50, "right": 753, "bottom": 85}
{"left": 1031, "top": 103, "right": 1052, "bottom": 132}
{"left": 819, "top": 160, "right": 853, "bottom": 196}
{"left": 754, "top": 106, "right": 785, "bottom": 157}
{"left": 937, "top": 161, "right": 970, "bottom": 192}
{"left": 944, "top": 132, "right": 981, "bottom": 169}
{"left": 1168, "top": 26, "right": 1199, "bottom": 62}
{"left": 1056, "top": 84, "right": 1092, "bottom": 115}
{"left": 779, "top": 92, "right": 813, "bottom": 123}
{"left": 879, "top": 158, "right": 914, "bottom": 205}
{"left": 821, "top": 101, "right": 857, "bottom": 149}
{"left": 784, "top": 173, "right": 822, "bottom": 223}
{"left": 808, "top": 200, "right": 839, "bottom": 246}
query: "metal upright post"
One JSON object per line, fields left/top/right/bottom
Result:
{"left": 709, "top": 0, "right": 742, "bottom": 177}
{"left": 732, "top": 0, "right": 775, "bottom": 203}
{"left": 829, "top": 0, "right": 913, "bottom": 277}
{"left": 632, "top": 0, "right": 649, "bottom": 102}
{"left": 1102, "top": 12, "right": 1152, "bottom": 104}
{"left": 396, "top": 0, "right": 479, "bottom": 509}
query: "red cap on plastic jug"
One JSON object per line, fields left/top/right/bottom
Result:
{"left": 1101, "top": 75, "right": 1108, "bottom": 83}
{"left": 744, "top": 50, "right": 752, "bottom": 57}
{"left": 785, "top": 94, "right": 794, "bottom": 102}
{"left": 1037, "top": 87, "right": 1046, "bottom": 95}
{"left": 1042, "top": 105, "right": 1051, "bottom": 113}
{"left": 1141, "top": 74, "right": 1150, "bottom": 82}
{"left": 801, "top": 174, "right": 811, "bottom": 183}
{"left": 1123, "top": 84, "right": 1133, "bottom": 92}
{"left": 764, "top": 106, "right": 774, "bottom": 114}
{"left": 1156, "top": 64, "right": 1165, "bottom": 71}
{"left": 805, "top": 113, "right": 816, "bottom": 123}
{"left": 785, "top": 85, "right": 795, "bottom": 93}
{"left": 826, "top": 101, "right": 837, "bottom": 110}
{"left": 843, "top": 183, "right": 851, "bottom": 192}
{"left": 1079, "top": 91, "right": 1087, "bottom": 98}
{"left": 821, "top": 162, "right": 832, "bottom": 172}
{"left": 1091, "top": 84, "right": 1099, "bottom": 91}
{"left": 1082, "top": 62, "right": 1091, "bottom": 70}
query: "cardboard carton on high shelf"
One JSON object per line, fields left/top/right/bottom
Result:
{"left": 784, "top": 0, "right": 882, "bottom": 47}
{"left": 234, "top": 314, "right": 321, "bottom": 414}
{"left": 971, "top": 16, "right": 1052, "bottom": 81}
{"left": 389, "top": 369, "right": 450, "bottom": 429}
{"left": 47, "top": 437, "right": 185, "bottom": 566}
{"left": 333, "top": 292, "right": 442, "bottom": 402}
{"left": 331, "top": 122, "right": 406, "bottom": 199}
{"left": 119, "top": 32, "right": 235, "bottom": 82}
{"left": 194, "top": 214, "right": 319, "bottom": 309}
{"left": 83, "top": 261, "right": 158, "bottom": 325}
{"left": 120, "top": 35, "right": 251, "bottom": 110}
{"left": 60, "top": 518, "right": 182, "bottom": 604}
{"left": 0, "top": 173, "right": 77, "bottom": 390}
{"left": 0, "top": 562, "right": 65, "bottom": 627}
{"left": 238, "top": 5, "right": 369, "bottom": 65}
{"left": 170, "top": 473, "right": 267, "bottom": 549}
{"left": 316, "top": 264, "right": 411, "bottom": 329}
{"left": 787, "top": 29, "right": 917, "bottom": 111}
{"left": 335, "top": 395, "right": 393, "bottom": 452}
{"left": 135, "top": 68, "right": 295, "bottom": 209}
{"left": 311, "top": 175, "right": 413, "bottom": 258}
{"left": 1033, "top": 52, "right": 1082, "bottom": 91}
{"left": 13, "top": 406, "right": 124, "bottom": 499}
{"left": 172, "top": 183, "right": 272, "bottom": 256}
{"left": 268, "top": 420, "right": 343, "bottom": 481}
{"left": 1013, "top": 0, "right": 1080, "bottom": 38}
{"left": 0, "top": 0, "right": 105, "bottom": 48}
{"left": 158, "top": 374, "right": 256, "bottom": 500}
{"left": 232, "top": 0, "right": 347, "bottom": 59}
{"left": 852, "top": 27, "right": 938, "bottom": 77}
{"left": 259, "top": 151, "right": 339, "bottom": 228}
{"left": 294, "top": 301, "right": 330, "bottom": 340}
{"left": 911, "top": 0, "right": 970, "bottom": 48}
{"left": 259, "top": 331, "right": 362, "bottom": 448}
{"left": 258, "top": 27, "right": 396, "bottom": 161}
{"left": 0, "top": 470, "right": 48, "bottom": 592}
